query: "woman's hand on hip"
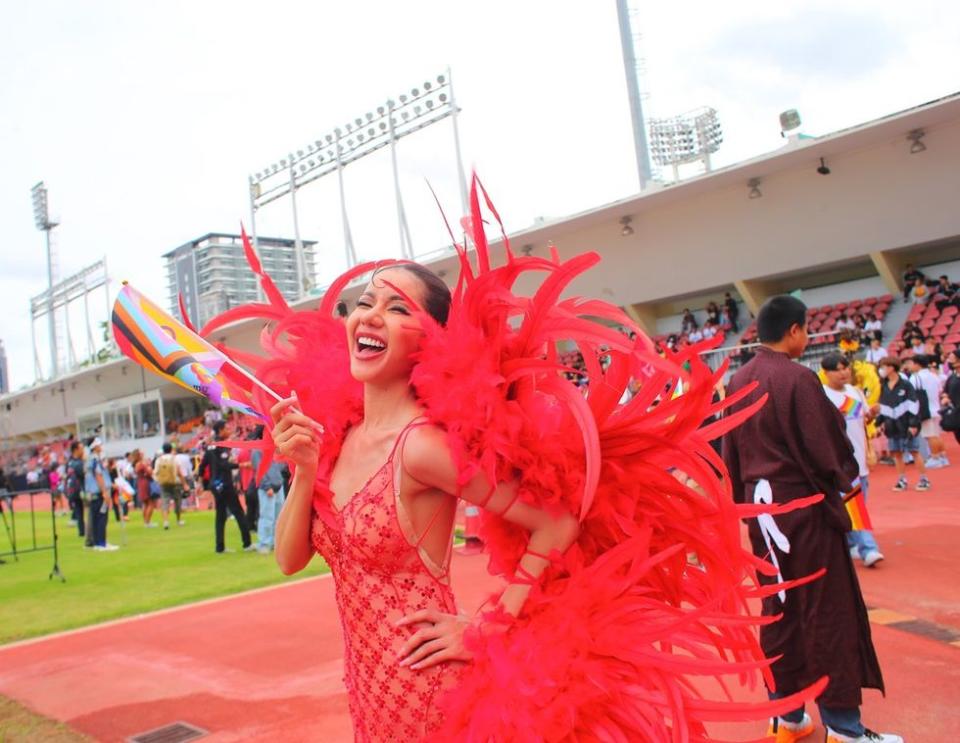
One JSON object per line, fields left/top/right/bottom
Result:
{"left": 395, "top": 609, "right": 473, "bottom": 670}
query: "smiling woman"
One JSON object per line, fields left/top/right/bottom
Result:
{"left": 200, "top": 176, "right": 824, "bottom": 742}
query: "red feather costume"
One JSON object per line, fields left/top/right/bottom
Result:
{"left": 197, "top": 175, "right": 824, "bottom": 741}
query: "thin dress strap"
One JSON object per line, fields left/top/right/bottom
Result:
{"left": 391, "top": 418, "right": 453, "bottom": 580}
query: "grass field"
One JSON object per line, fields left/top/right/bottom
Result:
{"left": 0, "top": 695, "right": 91, "bottom": 742}
{"left": 0, "top": 506, "right": 328, "bottom": 646}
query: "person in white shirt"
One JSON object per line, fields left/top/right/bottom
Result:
{"left": 821, "top": 353, "right": 884, "bottom": 567}
{"left": 864, "top": 338, "right": 887, "bottom": 366}
{"left": 863, "top": 314, "right": 882, "bottom": 339}
{"left": 687, "top": 327, "right": 704, "bottom": 343}
{"left": 174, "top": 445, "right": 195, "bottom": 514}
{"left": 835, "top": 312, "right": 856, "bottom": 332}
{"left": 904, "top": 355, "right": 949, "bottom": 468}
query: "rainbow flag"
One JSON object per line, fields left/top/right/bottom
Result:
{"left": 838, "top": 394, "right": 865, "bottom": 420}
{"left": 112, "top": 283, "right": 266, "bottom": 420}
{"left": 842, "top": 479, "right": 873, "bottom": 531}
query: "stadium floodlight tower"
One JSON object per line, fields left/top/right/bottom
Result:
{"left": 649, "top": 108, "right": 723, "bottom": 182}
{"left": 31, "top": 181, "right": 60, "bottom": 380}
{"left": 248, "top": 69, "right": 468, "bottom": 294}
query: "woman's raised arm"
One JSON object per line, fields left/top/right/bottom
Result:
{"left": 271, "top": 396, "right": 322, "bottom": 575}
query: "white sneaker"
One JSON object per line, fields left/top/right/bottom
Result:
{"left": 163, "top": 521, "right": 170, "bottom": 530}
{"left": 849, "top": 547, "right": 860, "bottom": 560}
{"left": 924, "top": 457, "right": 944, "bottom": 469}
{"left": 938, "top": 455, "right": 950, "bottom": 467}
{"left": 178, "top": 520, "right": 186, "bottom": 526}
{"left": 863, "top": 551, "right": 885, "bottom": 568}
{"left": 826, "top": 729, "right": 903, "bottom": 743}
{"left": 103, "top": 543, "right": 119, "bottom": 551}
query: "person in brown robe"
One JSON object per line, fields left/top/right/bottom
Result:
{"left": 723, "top": 295, "right": 898, "bottom": 743}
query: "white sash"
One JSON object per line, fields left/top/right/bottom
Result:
{"left": 754, "top": 478, "right": 791, "bottom": 602}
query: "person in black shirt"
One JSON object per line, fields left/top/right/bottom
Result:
{"left": 723, "top": 292, "right": 740, "bottom": 332}
{"left": 65, "top": 441, "right": 86, "bottom": 538}
{"left": 200, "top": 420, "right": 254, "bottom": 553}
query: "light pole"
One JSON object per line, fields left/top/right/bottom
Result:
{"left": 616, "top": 0, "right": 654, "bottom": 191}
{"left": 248, "top": 71, "right": 466, "bottom": 280}
{"left": 31, "top": 181, "right": 59, "bottom": 379}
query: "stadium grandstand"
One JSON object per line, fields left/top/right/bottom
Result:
{"left": 2, "top": 91, "right": 959, "bottom": 467}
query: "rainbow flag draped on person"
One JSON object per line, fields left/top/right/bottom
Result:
{"left": 111, "top": 282, "right": 267, "bottom": 420}
{"left": 843, "top": 478, "right": 873, "bottom": 531}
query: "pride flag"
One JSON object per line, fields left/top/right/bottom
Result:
{"left": 111, "top": 283, "right": 267, "bottom": 420}
{"left": 842, "top": 478, "right": 873, "bottom": 531}
{"left": 838, "top": 395, "right": 865, "bottom": 420}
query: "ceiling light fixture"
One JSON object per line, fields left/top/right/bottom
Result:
{"left": 907, "top": 128, "right": 927, "bottom": 154}
{"left": 747, "top": 177, "right": 762, "bottom": 199}
{"left": 816, "top": 157, "right": 831, "bottom": 176}
{"left": 619, "top": 216, "right": 634, "bottom": 236}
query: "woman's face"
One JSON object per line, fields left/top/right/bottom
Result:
{"left": 346, "top": 267, "right": 427, "bottom": 384}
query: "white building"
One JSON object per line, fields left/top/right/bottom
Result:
{"left": 163, "top": 232, "right": 318, "bottom": 329}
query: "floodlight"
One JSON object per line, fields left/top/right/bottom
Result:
{"left": 424, "top": 81, "right": 432, "bottom": 91}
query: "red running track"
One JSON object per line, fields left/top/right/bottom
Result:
{"left": 1, "top": 441, "right": 959, "bottom": 741}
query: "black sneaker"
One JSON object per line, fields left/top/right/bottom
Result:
{"left": 892, "top": 477, "right": 907, "bottom": 492}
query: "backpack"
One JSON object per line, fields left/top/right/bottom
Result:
{"left": 155, "top": 454, "right": 177, "bottom": 486}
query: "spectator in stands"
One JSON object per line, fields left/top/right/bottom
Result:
{"left": 863, "top": 313, "right": 883, "bottom": 342}
{"left": 932, "top": 275, "right": 959, "bottom": 311}
{"left": 903, "top": 356, "right": 949, "bottom": 468}
{"left": 838, "top": 330, "right": 860, "bottom": 355}
{"left": 910, "top": 277, "right": 929, "bottom": 305}
{"left": 901, "top": 321, "right": 924, "bottom": 347}
{"left": 923, "top": 337, "right": 942, "bottom": 360}
{"left": 688, "top": 325, "right": 704, "bottom": 343}
{"left": 65, "top": 441, "right": 86, "bottom": 538}
{"left": 84, "top": 438, "right": 118, "bottom": 551}
{"left": 705, "top": 301, "right": 722, "bottom": 326}
{"left": 907, "top": 335, "right": 925, "bottom": 356}
{"left": 723, "top": 292, "right": 740, "bottom": 332}
{"left": 681, "top": 308, "right": 698, "bottom": 335}
{"left": 735, "top": 343, "right": 755, "bottom": 366}
{"left": 702, "top": 320, "right": 720, "bottom": 340}
{"left": 876, "top": 357, "right": 931, "bottom": 491}
{"left": 902, "top": 263, "right": 925, "bottom": 301}
{"left": 821, "top": 354, "right": 884, "bottom": 567}
{"left": 865, "top": 337, "right": 887, "bottom": 366}
{"left": 835, "top": 311, "right": 856, "bottom": 332}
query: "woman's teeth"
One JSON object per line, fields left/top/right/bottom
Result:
{"left": 357, "top": 335, "right": 386, "bottom": 352}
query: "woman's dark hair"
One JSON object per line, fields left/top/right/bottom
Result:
{"left": 757, "top": 295, "right": 808, "bottom": 343}
{"left": 373, "top": 263, "right": 451, "bottom": 326}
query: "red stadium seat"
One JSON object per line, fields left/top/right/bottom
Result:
{"left": 942, "top": 306, "right": 959, "bottom": 318}
{"left": 919, "top": 319, "right": 936, "bottom": 330}
{"left": 879, "top": 294, "right": 894, "bottom": 304}
{"left": 862, "top": 296, "right": 877, "bottom": 306}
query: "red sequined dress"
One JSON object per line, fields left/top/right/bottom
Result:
{"left": 311, "top": 420, "right": 460, "bottom": 742}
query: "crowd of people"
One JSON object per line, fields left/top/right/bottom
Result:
{"left": 0, "top": 414, "right": 290, "bottom": 556}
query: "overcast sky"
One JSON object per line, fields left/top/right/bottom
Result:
{"left": 1, "top": 0, "right": 958, "bottom": 391}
